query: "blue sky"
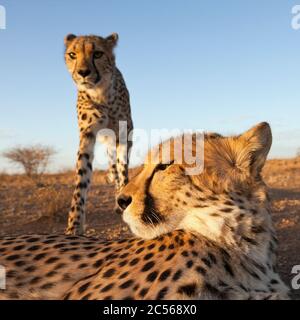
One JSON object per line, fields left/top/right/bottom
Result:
{"left": 1, "top": 0, "right": 300, "bottom": 172}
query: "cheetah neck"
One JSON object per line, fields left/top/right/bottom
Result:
{"left": 81, "top": 68, "right": 116, "bottom": 106}
{"left": 178, "top": 198, "right": 275, "bottom": 265}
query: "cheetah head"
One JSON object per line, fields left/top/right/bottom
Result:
{"left": 117, "top": 122, "right": 272, "bottom": 240}
{"left": 64, "top": 33, "right": 118, "bottom": 93}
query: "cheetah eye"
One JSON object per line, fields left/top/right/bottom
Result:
{"left": 155, "top": 161, "right": 174, "bottom": 172}
{"left": 94, "top": 51, "right": 104, "bottom": 59}
{"left": 68, "top": 52, "right": 76, "bottom": 60}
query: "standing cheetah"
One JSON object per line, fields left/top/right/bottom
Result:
{"left": 64, "top": 33, "right": 133, "bottom": 235}
{"left": 0, "top": 123, "right": 290, "bottom": 299}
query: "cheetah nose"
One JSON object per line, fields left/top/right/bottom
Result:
{"left": 117, "top": 194, "right": 132, "bottom": 211}
{"left": 78, "top": 69, "right": 91, "bottom": 78}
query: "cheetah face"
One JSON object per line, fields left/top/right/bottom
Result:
{"left": 117, "top": 123, "right": 272, "bottom": 240}
{"left": 118, "top": 160, "right": 191, "bottom": 239}
{"left": 64, "top": 33, "right": 118, "bottom": 92}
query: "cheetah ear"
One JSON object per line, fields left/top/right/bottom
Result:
{"left": 237, "top": 122, "right": 272, "bottom": 175}
{"left": 105, "top": 33, "right": 119, "bottom": 48}
{"left": 64, "top": 34, "right": 77, "bottom": 47}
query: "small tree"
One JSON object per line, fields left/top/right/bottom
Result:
{"left": 297, "top": 148, "right": 300, "bottom": 158}
{"left": 2, "top": 145, "right": 56, "bottom": 180}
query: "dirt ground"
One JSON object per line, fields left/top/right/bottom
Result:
{"left": 0, "top": 159, "right": 299, "bottom": 299}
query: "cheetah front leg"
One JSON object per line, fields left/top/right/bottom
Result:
{"left": 107, "top": 141, "right": 130, "bottom": 215}
{"left": 65, "top": 128, "right": 97, "bottom": 235}
{"left": 106, "top": 139, "right": 131, "bottom": 191}
{"left": 116, "top": 140, "right": 132, "bottom": 190}
{"left": 106, "top": 143, "right": 119, "bottom": 186}
{"left": 65, "top": 108, "right": 109, "bottom": 235}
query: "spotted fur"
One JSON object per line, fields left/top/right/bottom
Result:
{"left": 64, "top": 33, "right": 133, "bottom": 235}
{"left": 0, "top": 123, "right": 290, "bottom": 299}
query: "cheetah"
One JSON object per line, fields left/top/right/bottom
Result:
{"left": 64, "top": 33, "right": 133, "bottom": 235}
{"left": 0, "top": 122, "right": 290, "bottom": 300}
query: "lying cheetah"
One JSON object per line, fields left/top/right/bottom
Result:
{"left": 64, "top": 33, "right": 133, "bottom": 235}
{"left": 0, "top": 123, "right": 290, "bottom": 299}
